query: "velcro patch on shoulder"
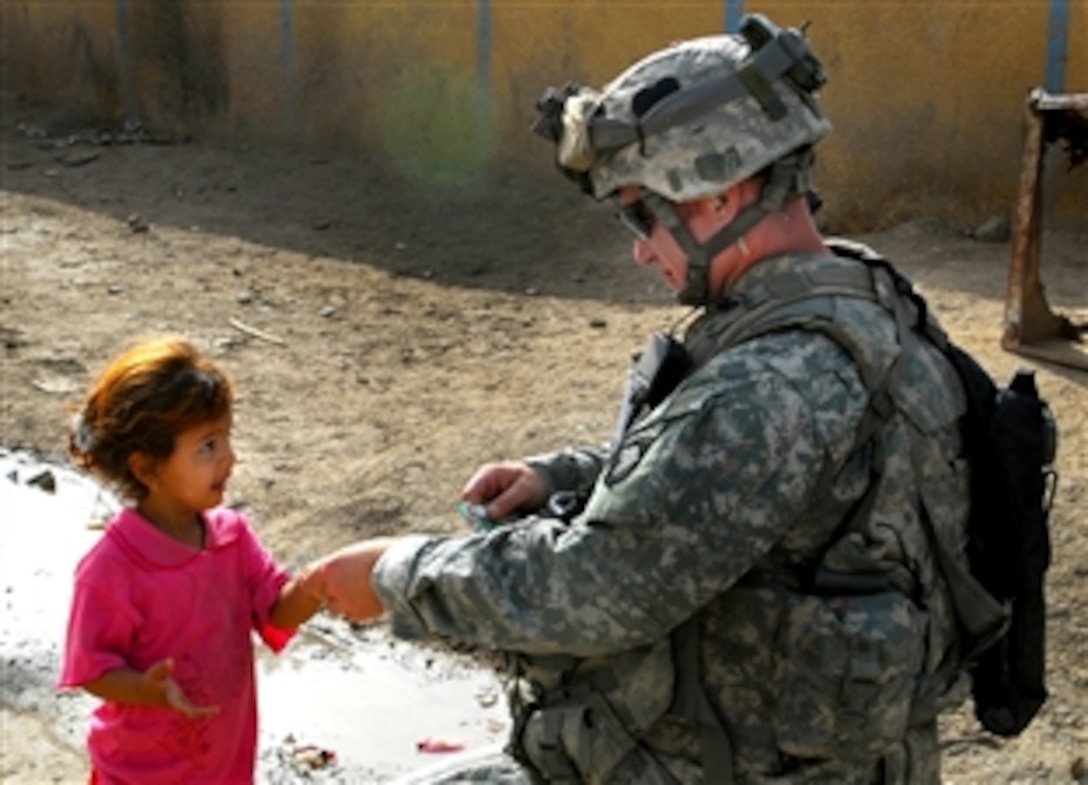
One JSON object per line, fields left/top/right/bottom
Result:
{"left": 605, "top": 440, "right": 649, "bottom": 486}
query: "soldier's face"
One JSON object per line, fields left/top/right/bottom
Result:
{"left": 616, "top": 187, "right": 715, "bottom": 293}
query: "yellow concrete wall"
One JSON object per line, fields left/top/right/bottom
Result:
{"left": 2, "top": 0, "right": 1085, "bottom": 230}
{"left": 2, "top": 2, "right": 123, "bottom": 119}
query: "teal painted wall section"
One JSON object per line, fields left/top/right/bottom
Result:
{"left": 1, "top": 0, "right": 1084, "bottom": 229}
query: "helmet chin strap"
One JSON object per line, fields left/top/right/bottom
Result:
{"left": 643, "top": 149, "right": 816, "bottom": 306}
{"left": 644, "top": 193, "right": 770, "bottom": 307}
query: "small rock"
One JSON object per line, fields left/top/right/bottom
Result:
{"left": 277, "top": 735, "right": 338, "bottom": 773}
{"left": 31, "top": 376, "right": 79, "bottom": 395}
{"left": 58, "top": 150, "right": 99, "bottom": 167}
{"left": 475, "top": 687, "right": 499, "bottom": 708}
{"left": 127, "top": 213, "right": 148, "bottom": 233}
{"left": 971, "top": 215, "right": 1010, "bottom": 243}
{"left": 319, "top": 305, "right": 338, "bottom": 318}
{"left": 26, "top": 469, "right": 56, "bottom": 494}
{"left": 290, "top": 744, "right": 336, "bottom": 769}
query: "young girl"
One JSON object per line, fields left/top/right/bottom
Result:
{"left": 59, "top": 336, "right": 323, "bottom": 785}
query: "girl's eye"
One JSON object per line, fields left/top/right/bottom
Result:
{"left": 200, "top": 439, "right": 216, "bottom": 454}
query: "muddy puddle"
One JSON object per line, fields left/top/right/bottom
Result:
{"left": 0, "top": 449, "right": 510, "bottom": 783}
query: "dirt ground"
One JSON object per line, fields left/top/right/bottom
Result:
{"left": 2, "top": 89, "right": 1086, "bottom": 783}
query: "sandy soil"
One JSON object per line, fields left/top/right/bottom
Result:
{"left": 2, "top": 90, "right": 1086, "bottom": 783}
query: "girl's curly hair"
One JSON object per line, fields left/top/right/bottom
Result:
{"left": 70, "top": 336, "right": 234, "bottom": 500}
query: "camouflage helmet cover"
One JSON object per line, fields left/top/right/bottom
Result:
{"left": 586, "top": 33, "right": 832, "bottom": 202}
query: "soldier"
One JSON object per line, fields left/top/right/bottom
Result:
{"left": 309, "top": 15, "right": 978, "bottom": 784}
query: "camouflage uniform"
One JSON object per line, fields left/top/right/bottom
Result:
{"left": 374, "top": 16, "right": 974, "bottom": 785}
{"left": 374, "top": 250, "right": 972, "bottom": 784}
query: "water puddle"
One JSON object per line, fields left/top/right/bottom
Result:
{"left": 0, "top": 450, "right": 509, "bottom": 783}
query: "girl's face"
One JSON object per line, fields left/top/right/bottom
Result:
{"left": 137, "top": 412, "right": 236, "bottom": 534}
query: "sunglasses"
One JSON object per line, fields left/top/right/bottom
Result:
{"left": 615, "top": 199, "right": 656, "bottom": 240}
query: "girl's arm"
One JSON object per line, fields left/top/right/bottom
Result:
{"left": 81, "top": 658, "right": 219, "bottom": 719}
{"left": 268, "top": 570, "right": 325, "bottom": 629}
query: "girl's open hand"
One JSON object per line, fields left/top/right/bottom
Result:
{"left": 144, "top": 658, "right": 220, "bottom": 719}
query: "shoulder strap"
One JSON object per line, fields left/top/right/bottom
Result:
{"left": 722, "top": 247, "right": 1007, "bottom": 645}
{"left": 669, "top": 247, "right": 1008, "bottom": 755}
{"left": 821, "top": 243, "right": 1009, "bottom": 651}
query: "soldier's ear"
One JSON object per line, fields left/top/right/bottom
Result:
{"left": 710, "top": 185, "right": 743, "bottom": 221}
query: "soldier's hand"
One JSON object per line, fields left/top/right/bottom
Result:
{"left": 461, "top": 461, "right": 546, "bottom": 522}
{"left": 310, "top": 538, "right": 395, "bottom": 622}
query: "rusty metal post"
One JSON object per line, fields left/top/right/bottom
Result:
{"left": 1002, "top": 89, "right": 1087, "bottom": 370}
{"left": 1004, "top": 89, "right": 1068, "bottom": 349}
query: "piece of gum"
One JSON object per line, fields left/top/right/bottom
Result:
{"left": 458, "top": 501, "right": 497, "bottom": 531}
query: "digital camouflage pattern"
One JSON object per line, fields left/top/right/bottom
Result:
{"left": 373, "top": 251, "right": 972, "bottom": 784}
{"left": 586, "top": 34, "right": 831, "bottom": 202}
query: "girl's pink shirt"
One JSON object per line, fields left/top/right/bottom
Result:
{"left": 58, "top": 506, "right": 296, "bottom": 785}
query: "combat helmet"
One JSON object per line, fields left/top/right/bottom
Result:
{"left": 534, "top": 15, "right": 831, "bottom": 304}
